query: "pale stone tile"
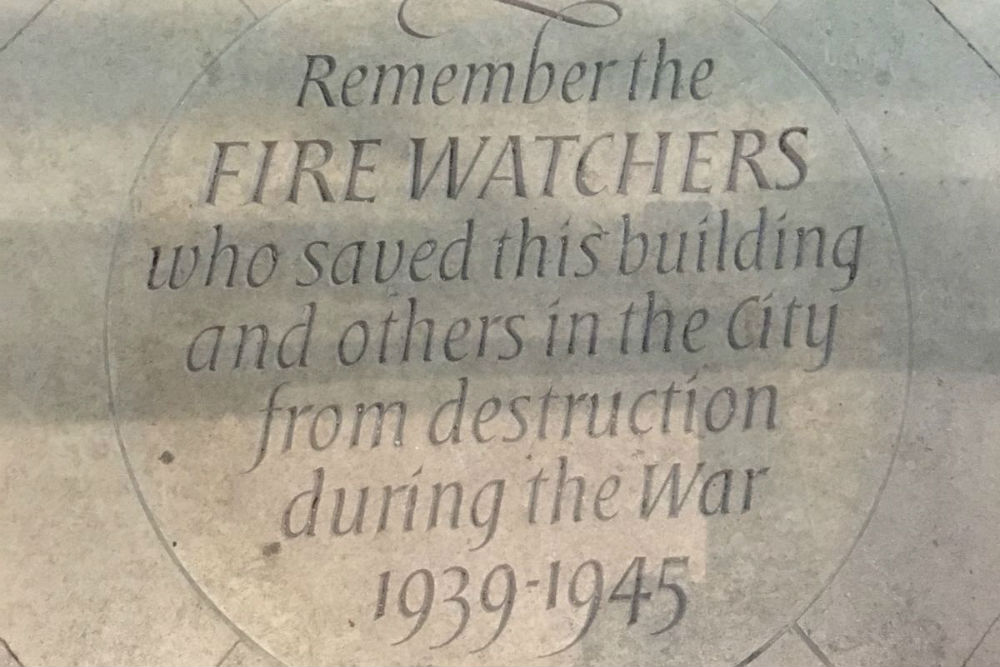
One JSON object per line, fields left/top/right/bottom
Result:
{"left": 239, "top": 0, "right": 288, "bottom": 20}
{"left": 748, "top": 627, "right": 826, "bottom": 667}
{"left": 217, "top": 641, "right": 284, "bottom": 667}
{"left": 0, "top": 0, "right": 258, "bottom": 665}
{"left": 929, "top": 0, "right": 1000, "bottom": 77}
{"left": 965, "top": 614, "right": 1000, "bottom": 667}
{"left": 0, "top": 0, "right": 255, "bottom": 221}
{"left": 731, "top": 0, "right": 782, "bottom": 24}
{"left": 99, "top": 0, "right": 912, "bottom": 662}
{"left": 762, "top": 0, "right": 1000, "bottom": 665}
{"left": 797, "top": 371, "right": 1000, "bottom": 667}
{"left": 0, "top": 640, "right": 22, "bottom": 667}
{"left": 1, "top": 0, "right": 998, "bottom": 664}
{"left": 0, "top": 0, "right": 53, "bottom": 53}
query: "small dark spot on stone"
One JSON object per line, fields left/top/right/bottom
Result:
{"left": 525, "top": 453, "right": 533, "bottom": 461}
{"left": 348, "top": 619, "right": 355, "bottom": 628}
{"left": 262, "top": 541, "right": 282, "bottom": 557}
{"left": 932, "top": 539, "right": 939, "bottom": 547}
{"left": 159, "top": 450, "right": 174, "bottom": 464}
{"left": 172, "top": 541, "right": 178, "bottom": 548}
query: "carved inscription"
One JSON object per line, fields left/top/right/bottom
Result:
{"left": 108, "top": 1, "right": 909, "bottom": 663}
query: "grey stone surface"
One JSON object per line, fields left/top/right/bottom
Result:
{"left": 0, "top": 640, "right": 23, "bottom": 667}
{"left": 0, "top": 0, "right": 53, "bottom": 54}
{"left": 238, "top": 0, "right": 288, "bottom": 20}
{"left": 731, "top": 0, "right": 781, "bottom": 23}
{"left": 761, "top": 0, "right": 1000, "bottom": 665}
{"left": 747, "top": 626, "right": 827, "bottom": 667}
{"left": 964, "top": 613, "right": 1000, "bottom": 667}
{"left": 927, "top": 0, "right": 1000, "bottom": 79}
{"left": 0, "top": 0, "right": 997, "bottom": 664}
{"left": 0, "top": 0, "right": 254, "bottom": 665}
{"left": 217, "top": 641, "right": 285, "bottom": 667}
{"left": 104, "top": 0, "right": 909, "bottom": 662}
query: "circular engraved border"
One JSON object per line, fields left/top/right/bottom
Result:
{"left": 102, "top": 2, "right": 915, "bottom": 664}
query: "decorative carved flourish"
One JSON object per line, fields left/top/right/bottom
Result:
{"left": 397, "top": 0, "right": 623, "bottom": 39}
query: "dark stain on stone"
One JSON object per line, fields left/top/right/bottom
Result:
{"left": 159, "top": 450, "right": 175, "bottom": 464}
{"left": 262, "top": 541, "right": 282, "bottom": 557}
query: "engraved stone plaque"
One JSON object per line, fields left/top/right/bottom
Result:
{"left": 6, "top": 0, "right": 1000, "bottom": 665}
{"left": 105, "top": 1, "right": 908, "bottom": 664}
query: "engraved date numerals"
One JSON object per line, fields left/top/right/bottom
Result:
{"left": 373, "top": 556, "right": 688, "bottom": 654}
